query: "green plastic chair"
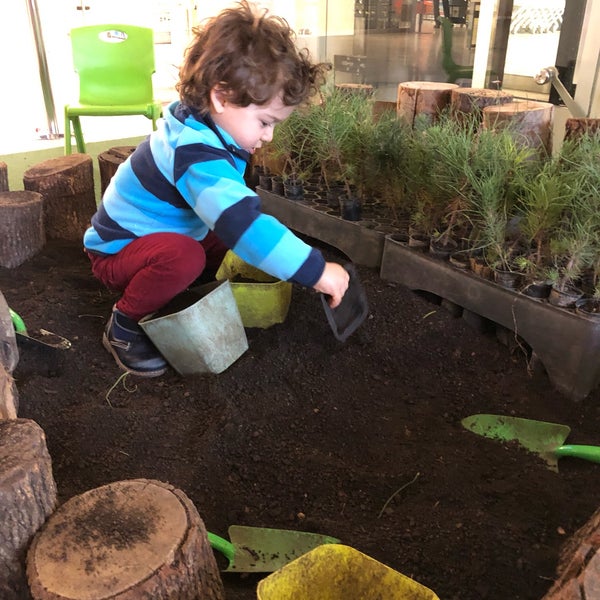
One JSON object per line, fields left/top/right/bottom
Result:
{"left": 64, "top": 24, "right": 163, "bottom": 155}
{"left": 439, "top": 17, "right": 473, "bottom": 84}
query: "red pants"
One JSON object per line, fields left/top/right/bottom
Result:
{"left": 87, "top": 232, "right": 228, "bottom": 321}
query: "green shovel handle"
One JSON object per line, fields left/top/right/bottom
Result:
{"left": 556, "top": 445, "right": 600, "bottom": 463}
{"left": 9, "top": 309, "right": 27, "bottom": 334}
{"left": 207, "top": 531, "right": 235, "bottom": 562}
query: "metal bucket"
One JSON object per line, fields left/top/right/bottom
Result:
{"left": 140, "top": 280, "right": 248, "bottom": 375}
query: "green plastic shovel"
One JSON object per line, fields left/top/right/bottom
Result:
{"left": 207, "top": 525, "right": 340, "bottom": 572}
{"left": 461, "top": 414, "right": 600, "bottom": 472}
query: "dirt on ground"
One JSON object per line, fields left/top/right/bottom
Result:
{"left": 3, "top": 238, "right": 600, "bottom": 600}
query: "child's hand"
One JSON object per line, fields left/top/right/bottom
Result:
{"left": 314, "top": 262, "right": 350, "bottom": 308}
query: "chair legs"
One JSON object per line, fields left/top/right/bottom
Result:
{"left": 64, "top": 108, "right": 72, "bottom": 155}
{"left": 64, "top": 106, "right": 162, "bottom": 155}
{"left": 64, "top": 110, "right": 86, "bottom": 155}
{"left": 71, "top": 116, "right": 86, "bottom": 154}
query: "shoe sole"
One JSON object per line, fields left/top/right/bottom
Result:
{"left": 102, "top": 333, "right": 167, "bottom": 378}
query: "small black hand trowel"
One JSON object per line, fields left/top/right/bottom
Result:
{"left": 321, "top": 263, "right": 369, "bottom": 342}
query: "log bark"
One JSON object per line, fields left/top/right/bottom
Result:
{"left": 542, "top": 505, "right": 600, "bottom": 599}
{"left": 0, "top": 161, "right": 8, "bottom": 192}
{"left": 335, "top": 83, "right": 375, "bottom": 97}
{"left": 27, "top": 479, "right": 225, "bottom": 600}
{"left": 23, "top": 154, "right": 96, "bottom": 241}
{"left": 396, "top": 81, "right": 459, "bottom": 127}
{"left": 0, "top": 362, "right": 18, "bottom": 419}
{"left": 98, "top": 146, "right": 136, "bottom": 198}
{"left": 0, "top": 419, "right": 57, "bottom": 600}
{"left": 564, "top": 118, "right": 600, "bottom": 142}
{"left": 450, "top": 88, "right": 514, "bottom": 123}
{"left": 0, "top": 191, "right": 45, "bottom": 269}
{"left": 0, "top": 290, "right": 19, "bottom": 374}
{"left": 482, "top": 100, "right": 554, "bottom": 156}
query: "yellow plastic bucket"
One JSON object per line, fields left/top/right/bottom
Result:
{"left": 256, "top": 544, "right": 440, "bottom": 600}
{"left": 215, "top": 251, "right": 292, "bottom": 329}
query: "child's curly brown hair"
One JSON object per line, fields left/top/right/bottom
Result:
{"left": 176, "top": 0, "right": 329, "bottom": 113}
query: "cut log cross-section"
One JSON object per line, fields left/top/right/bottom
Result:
{"left": 482, "top": 100, "right": 554, "bottom": 156}
{"left": 0, "top": 161, "right": 8, "bottom": 192}
{"left": 564, "top": 117, "right": 600, "bottom": 142}
{"left": 0, "top": 419, "right": 57, "bottom": 600}
{"left": 23, "top": 154, "right": 97, "bottom": 242}
{"left": 0, "top": 190, "right": 46, "bottom": 269}
{"left": 450, "top": 88, "right": 514, "bottom": 123}
{"left": 542, "top": 504, "right": 600, "bottom": 599}
{"left": 396, "top": 81, "right": 459, "bottom": 127}
{"left": 98, "top": 146, "right": 136, "bottom": 198}
{"left": 27, "top": 478, "right": 225, "bottom": 600}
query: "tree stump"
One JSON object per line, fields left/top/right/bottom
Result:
{"left": 0, "top": 289, "right": 19, "bottom": 374}
{"left": 0, "top": 362, "right": 18, "bottom": 419}
{"left": 564, "top": 118, "right": 600, "bottom": 142}
{"left": 482, "top": 100, "right": 554, "bottom": 156}
{"left": 98, "top": 146, "right": 136, "bottom": 198}
{"left": 335, "top": 83, "right": 375, "bottom": 97}
{"left": 0, "top": 191, "right": 46, "bottom": 269}
{"left": 27, "top": 479, "right": 225, "bottom": 600}
{"left": 396, "top": 81, "right": 459, "bottom": 127}
{"left": 541, "top": 505, "right": 600, "bottom": 599}
{"left": 23, "top": 154, "right": 96, "bottom": 242}
{"left": 0, "top": 289, "right": 19, "bottom": 418}
{"left": 0, "top": 419, "right": 57, "bottom": 600}
{"left": 0, "top": 161, "right": 8, "bottom": 192}
{"left": 449, "top": 88, "right": 514, "bottom": 123}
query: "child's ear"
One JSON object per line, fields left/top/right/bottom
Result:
{"left": 210, "top": 87, "right": 227, "bottom": 113}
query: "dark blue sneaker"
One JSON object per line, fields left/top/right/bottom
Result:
{"left": 102, "top": 307, "right": 167, "bottom": 377}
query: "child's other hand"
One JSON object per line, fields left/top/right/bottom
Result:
{"left": 314, "top": 262, "right": 350, "bottom": 308}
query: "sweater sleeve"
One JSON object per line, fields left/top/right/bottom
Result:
{"left": 175, "top": 147, "right": 326, "bottom": 287}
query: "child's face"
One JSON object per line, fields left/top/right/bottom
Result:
{"left": 210, "top": 90, "right": 295, "bottom": 155}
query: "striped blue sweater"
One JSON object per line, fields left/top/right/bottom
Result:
{"left": 83, "top": 101, "right": 326, "bottom": 287}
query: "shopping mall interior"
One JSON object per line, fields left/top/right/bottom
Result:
{"left": 1, "top": 0, "right": 597, "bottom": 170}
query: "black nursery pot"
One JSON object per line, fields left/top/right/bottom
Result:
{"left": 548, "top": 284, "right": 583, "bottom": 308}
{"left": 339, "top": 195, "right": 361, "bottom": 221}
{"left": 326, "top": 185, "right": 345, "bottom": 208}
{"left": 271, "top": 176, "right": 284, "bottom": 195}
{"left": 522, "top": 280, "right": 552, "bottom": 300}
{"left": 575, "top": 297, "right": 600, "bottom": 318}
{"left": 283, "top": 178, "right": 304, "bottom": 200}
{"left": 258, "top": 173, "right": 272, "bottom": 190}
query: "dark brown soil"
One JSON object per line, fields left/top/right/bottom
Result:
{"left": 4, "top": 238, "right": 600, "bottom": 600}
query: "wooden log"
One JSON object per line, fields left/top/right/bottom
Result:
{"left": 0, "top": 191, "right": 46, "bottom": 269}
{"left": 335, "top": 83, "right": 375, "bottom": 97}
{"left": 27, "top": 479, "right": 225, "bottom": 600}
{"left": 0, "top": 419, "right": 57, "bottom": 600}
{"left": 373, "top": 101, "right": 397, "bottom": 122}
{"left": 564, "top": 118, "right": 600, "bottom": 142}
{"left": 0, "top": 290, "right": 19, "bottom": 374}
{"left": 541, "top": 504, "right": 600, "bottom": 599}
{"left": 23, "top": 154, "right": 96, "bottom": 242}
{"left": 0, "top": 161, "right": 8, "bottom": 192}
{"left": 396, "top": 81, "right": 459, "bottom": 127}
{"left": 450, "top": 88, "right": 514, "bottom": 123}
{"left": 0, "top": 362, "right": 18, "bottom": 419}
{"left": 482, "top": 100, "right": 554, "bottom": 156}
{"left": 98, "top": 146, "right": 136, "bottom": 198}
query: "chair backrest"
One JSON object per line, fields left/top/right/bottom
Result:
{"left": 70, "top": 24, "right": 156, "bottom": 106}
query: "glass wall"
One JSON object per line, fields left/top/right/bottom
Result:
{"left": 1, "top": 0, "right": 598, "bottom": 154}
